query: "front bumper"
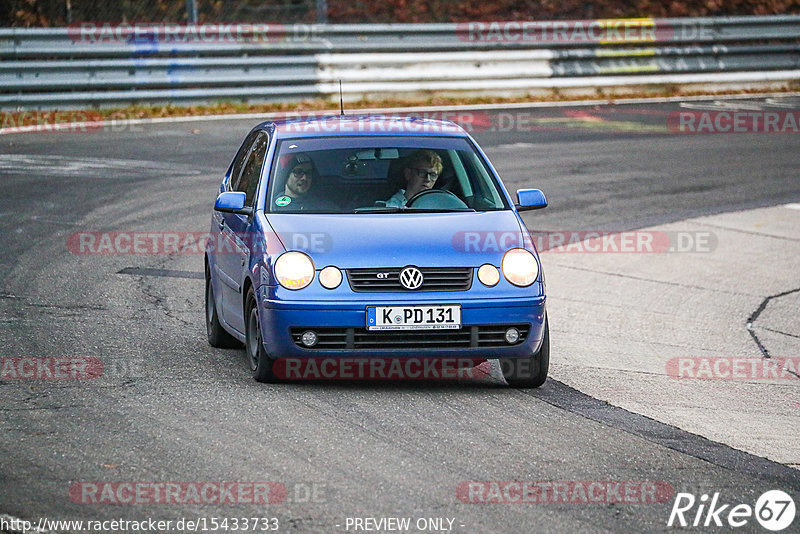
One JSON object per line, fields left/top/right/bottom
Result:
{"left": 256, "top": 287, "right": 546, "bottom": 359}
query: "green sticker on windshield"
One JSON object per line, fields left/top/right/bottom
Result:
{"left": 275, "top": 196, "right": 292, "bottom": 207}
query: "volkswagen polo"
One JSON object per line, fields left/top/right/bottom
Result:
{"left": 205, "top": 115, "right": 549, "bottom": 386}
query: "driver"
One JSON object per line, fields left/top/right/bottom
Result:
{"left": 385, "top": 149, "right": 443, "bottom": 208}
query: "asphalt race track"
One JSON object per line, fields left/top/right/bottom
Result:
{"left": 1, "top": 96, "right": 799, "bottom": 533}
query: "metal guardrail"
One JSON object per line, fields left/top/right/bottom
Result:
{"left": 1, "top": 16, "right": 799, "bottom": 109}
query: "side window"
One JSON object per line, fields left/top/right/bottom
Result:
{"left": 459, "top": 150, "right": 505, "bottom": 209}
{"left": 228, "top": 131, "right": 260, "bottom": 192}
{"left": 234, "top": 132, "right": 270, "bottom": 207}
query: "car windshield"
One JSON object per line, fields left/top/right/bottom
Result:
{"left": 266, "top": 136, "right": 510, "bottom": 213}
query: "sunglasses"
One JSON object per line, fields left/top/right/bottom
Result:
{"left": 291, "top": 167, "right": 311, "bottom": 178}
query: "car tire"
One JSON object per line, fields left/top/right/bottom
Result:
{"left": 205, "top": 267, "right": 242, "bottom": 348}
{"left": 245, "top": 287, "right": 279, "bottom": 383}
{"left": 500, "top": 316, "right": 549, "bottom": 388}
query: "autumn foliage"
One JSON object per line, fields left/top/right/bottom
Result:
{"left": 2, "top": 0, "right": 799, "bottom": 27}
{"left": 329, "top": 0, "right": 800, "bottom": 22}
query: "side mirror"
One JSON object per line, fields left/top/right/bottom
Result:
{"left": 515, "top": 189, "right": 547, "bottom": 211}
{"left": 214, "top": 191, "right": 253, "bottom": 216}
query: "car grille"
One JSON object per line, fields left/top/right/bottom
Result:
{"left": 290, "top": 325, "right": 529, "bottom": 350}
{"left": 346, "top": 267, "right": 473, "bottom": 292}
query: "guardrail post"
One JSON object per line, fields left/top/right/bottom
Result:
{"left": 316, "top": 0, "right": 328, "bottom": 24}
{"left": 186, "top": 0, "right": 199, "bottom": 24}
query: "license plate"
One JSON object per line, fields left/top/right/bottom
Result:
{"left": 367, "top": 305, "right": 461, "bottom": 331}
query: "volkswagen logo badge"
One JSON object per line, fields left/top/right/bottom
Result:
{"left": 399, "top": 266, "right": 424, "bottom": 290}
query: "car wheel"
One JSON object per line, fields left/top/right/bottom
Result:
{"left": 205, "top": 268, "right": 242, "bottom": 348}
{"left": 501, "top": 316, "right": 549, "bottom": 388}
{"left": 245, "top": 287, "right": 278, "bottom": 383}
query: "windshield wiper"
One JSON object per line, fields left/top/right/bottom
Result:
{"left": 354, "top": 206, "right": 476, "bottom": 213}
{"left": 405, "top": 207, "right": 476, "bottom": 213}
{"left": 353, "top": 206, "right": 403, "bottom": 214}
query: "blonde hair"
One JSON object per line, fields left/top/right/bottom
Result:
{"left": 406, "top": 149, "right": 443, "bottom": 176}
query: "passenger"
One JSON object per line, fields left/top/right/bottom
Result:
{"left": 273, "top": 154, "right": 332, "bottom": 211}
{"left": 385, "top": 149, "right": 443, "bottom": 208}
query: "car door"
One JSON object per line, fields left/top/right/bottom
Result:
{"left": 211, "top": 131, "right": 255, "bottom": 333}
{"left": 217, "top": 130, "right": 270, "bottom": 333}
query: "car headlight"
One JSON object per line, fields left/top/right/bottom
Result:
{"left": 319, "top": 266, "right": 342, "bottom": 289}
{"left": 477, "top": 264, "right": 500, "bottom": 287}
{"left": 501, "top": 248, "right": 539, "bottom": 287}
{"left": 274, "top": 251, "right": 315, "bottom": 290}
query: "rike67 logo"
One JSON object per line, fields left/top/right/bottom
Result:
{"left": 668, "top": 490, "right": 796, "bottom": 531}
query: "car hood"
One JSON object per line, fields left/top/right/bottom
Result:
{"left": 264, "top": 211, "right": 529, "bottom": 269}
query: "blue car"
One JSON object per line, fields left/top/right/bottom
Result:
{"left": 205, "top": 115, "right": 549, "bottom": 387}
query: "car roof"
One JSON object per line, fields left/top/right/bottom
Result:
{"left": 256, "top": 114, "right": 468, "bottom": 139}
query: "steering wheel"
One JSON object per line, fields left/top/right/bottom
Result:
{"left": 406, "top": 189, "right": 468, "bottom": 209}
